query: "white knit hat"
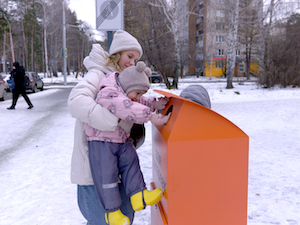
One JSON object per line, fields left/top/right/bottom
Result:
{"left": 118, "top": 61, "right": 151, "bottom": 94}
{"left": 109, "top": 30, "right": 143, "bottom": 59}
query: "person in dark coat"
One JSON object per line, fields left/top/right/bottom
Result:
{"left": 7, "top": 61, "right": 33, "bottom": 110}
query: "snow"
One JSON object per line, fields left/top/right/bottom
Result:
{"left": 0, "top": 74, "right": 299, "bottom": 225}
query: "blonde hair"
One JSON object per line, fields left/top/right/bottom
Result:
{"left": 106, "top": 52, "right": 122, "bottom": 72}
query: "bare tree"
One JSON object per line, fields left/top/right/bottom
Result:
{"left": 34, "top": 0, "right": 49, "bottom": 77}
{"left": 0, "top": 8, "right": 12, "bottom": 72}
{"left": 225, "top": 0, "right": 240, "bottom": 88}
{"left": 263, "top": 13, "right": 300, "bottom": 87}
{"left": 145, "top": 0, "right": 196, "bottom": 88}
{"left": 0, "top": 0, "right": 95, "bottom": 75}
{"left": 238, "top": 0, "right": 260, "bottom": 80}
{"left": 124, "top": 0, "right": 175, "bottom": 88}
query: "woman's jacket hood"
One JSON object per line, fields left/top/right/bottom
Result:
{"left": 83, "top": 44, "right": 115, "bottom": 74}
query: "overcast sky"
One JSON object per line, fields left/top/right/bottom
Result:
{"left": 68, "top": 0, "right": 107, "bottom": 41}
{"left": 68, "top": 0, "right": 96, "bottom": 28}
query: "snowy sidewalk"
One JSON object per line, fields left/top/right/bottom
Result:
{"left": 0, "top": 77, "right": 299, "bottom": 224}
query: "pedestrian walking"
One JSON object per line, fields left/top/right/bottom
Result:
{"left": 7, "top": 62, "right": 33, "bottom": 110}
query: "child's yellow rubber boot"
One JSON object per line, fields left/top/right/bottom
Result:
{"left": 130, "top": 188, "right": 163, "bottom": 211}
{"left": 105, "top": 209, "right": 130, "bottom": 225}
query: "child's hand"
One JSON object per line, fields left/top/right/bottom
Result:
{"left": 150, "top": 113, "right": 171, "bottom": 125}
{"left": 154, "top": 97, "right": 170, "bottom": 110}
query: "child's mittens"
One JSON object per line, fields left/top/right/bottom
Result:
{"left": 150, "top": 113, "right": 171, "bottom": 125}
{"left": 154, "top": 97, "right": 170, "bottom": 110}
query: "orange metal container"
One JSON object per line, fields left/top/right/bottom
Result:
{"left": 151, "top": 90, "right": 249, "bottom": 225}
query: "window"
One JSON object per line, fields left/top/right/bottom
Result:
{"left": 216, "top": 62, "right": 224, "bottom": 68}
{"left": 239, "top": 62, "right": 245, "bottom": 72}
{"left": 216, "top": 36, "right": 225, "bottom": 43}
{"left": 216, "top": 49, "right": 224, "bottom": 56}
{"left": 216, "top": 9, "right": 225, "bottom": 17}
{"left": 198, "top": 3, "right": 204, "bottom": 15}
{"left": 216, "top": 23, "right": 225, "bottom": 30}
{"left": 236, "top": 49, "right": 241, "bottom": 56}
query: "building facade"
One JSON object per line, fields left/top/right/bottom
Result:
{"left": 189, "top": 0, "right": 260, "bottom": 77}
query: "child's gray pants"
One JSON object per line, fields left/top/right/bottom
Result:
{"left": 88, "top": 139, "right": 146, "bottom": 213}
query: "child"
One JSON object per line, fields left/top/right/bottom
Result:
{"left": 85, "top": 61, "right": 170, "bottom": 225}
{"left": 179, "top": 84, "right": 211, "bottom": 109}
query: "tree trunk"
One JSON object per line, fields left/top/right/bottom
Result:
{"left": 3, "top": 32, "right": 6, "bottom": 72}
{"left": 245, "top": 36, "right": 252, "bottom": 80}
{"left": 173, "top": 24, "right": 180, "bottom": 89}
{"left": 257, "top": 0, "right": 265, "bottom": 85}
{"left": 21, "top": 20, "right": 28, "bottom": 69}
{"left": 226, "top": 0, "right": 240, "bottom": 89}
{"left": 31, "top": 23, "right": 34, "bottom": 71}
{"left": 43, "top": 2, "right": 49, "bottom": 77}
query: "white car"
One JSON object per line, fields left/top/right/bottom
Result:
{"left": 2, "top": 73, "right": 11, "bottom": 90}
{"left": 0, "top": 74, "right": 7, "bottom": 101}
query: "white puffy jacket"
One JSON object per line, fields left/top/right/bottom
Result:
{"left": 68, "top": 44, "right": 119, "bottom": 185}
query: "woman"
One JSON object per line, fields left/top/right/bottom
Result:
{"left": 68, "top": 30, "right": 151, "bottom": 225}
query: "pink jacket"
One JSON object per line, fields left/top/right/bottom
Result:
{"left": 85, "top": 72, "right": 155, "bottom": 143}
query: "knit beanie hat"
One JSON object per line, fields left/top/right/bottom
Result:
{"left": 109, "top": 30, "right": 143, "bottom": 59}
{"left": 118, "top": 61, "right": 151, "bottom": 94}
{"left": 180, "top": 84, "right": 211, "bottom": 109}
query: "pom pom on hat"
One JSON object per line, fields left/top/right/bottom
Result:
{"left": 136, "top": 61, "right": 151, "bottom": 77}
{"left": 118, "top": 61, "right": 151, "bottom": 94}
{"left": 109, "top": 30, "right": 143, "bottom": 59}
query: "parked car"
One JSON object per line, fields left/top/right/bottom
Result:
{"left": 150, "top": 71, "right": 163, "bottom": 83}
{"left": 25, "top": 71, "right": 44, "bottom": 93}
{"left": 2, "top": 73, "right": 11, "bottom": 91}
{"left": 0, "top": 74, "right": 7, "bottom": 101}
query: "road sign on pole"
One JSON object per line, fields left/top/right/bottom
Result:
{"left": 96, "top": 0, "right": 124, "bottom": 31}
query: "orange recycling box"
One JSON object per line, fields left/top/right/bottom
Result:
{"left": 151, "top": 90, "right": 249, "bottom": 225}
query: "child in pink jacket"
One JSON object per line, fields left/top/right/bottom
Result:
{"left": 85, "top": 61, "right": 170, "bottom": 225}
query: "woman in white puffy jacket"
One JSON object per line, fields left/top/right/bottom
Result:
{"left": 68, "top": 30, "right": 144, "bottom": 225}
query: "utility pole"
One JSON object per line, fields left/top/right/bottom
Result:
{"left": 107, "top": 31, "right": 113, "bottom": 52}
{"left": 62, "top": 0, "right": 67, "bottom": 86}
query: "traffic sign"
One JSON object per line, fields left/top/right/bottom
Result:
{"left": 96, "top": 0, "right": 124, "bottom": 31}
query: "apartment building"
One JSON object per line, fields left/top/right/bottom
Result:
{"left": 189, "top": 0, "right": 260, "bottom": 77}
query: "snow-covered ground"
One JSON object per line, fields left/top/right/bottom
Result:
{"left": 0, "top": 74, "right": 299, "bottom": 225}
